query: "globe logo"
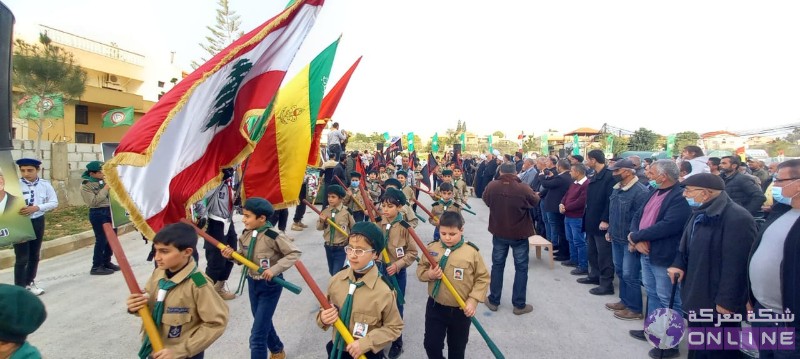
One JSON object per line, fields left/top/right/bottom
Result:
{"left": 644, "top": 308, "right": 686, "bottom": 349}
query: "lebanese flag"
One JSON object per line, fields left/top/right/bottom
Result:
{"left": 308, "top": 56, "right": 362, "bottom": 166}
{"left": 105, "top": 0, "right": 324, "bottom": 238}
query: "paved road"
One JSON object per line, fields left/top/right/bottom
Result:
{"left": 0, "top": 196, "right": 680, "bottom": 358}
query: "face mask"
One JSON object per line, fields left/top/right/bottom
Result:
{"left": 351, "top": 180, "right": 360, "bottom": 187}
{"left": 649, "top": 180, "right": 660, "bottom": 189}
{"left": 612, "top": 175, "right": 624, "bottom": 183}
{"left": 772, "top": 186, "right": 795, "bottom": 205}
{"left": 686, "top": 197, "right": 703, "bottom": 207}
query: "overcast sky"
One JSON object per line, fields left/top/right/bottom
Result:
{"left": 5, "top": 0, "right": 800, "bottom": 139}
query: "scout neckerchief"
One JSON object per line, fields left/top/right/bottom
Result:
{"left": 329, "top": 206, "right": 342, "bottom": 245}
{"left": 20, "top": 177, "right": 39, "bottom": 207}
{"left": 138, "top": 263, "right": 198, "bottom": 359}
{"left": 331, "top": 269, "right": 368, "bottom": 359}
{"left": 236, "top": 222, "right": 273, "bottom": 295}
{"left": 431, "top": 238, "right": 464, "bottom": 299}
{"left": 437, "top": 198, "right": 454, "bottom": 211}
{"left": 383, "top": 213, "right": 404, "bottom": 254}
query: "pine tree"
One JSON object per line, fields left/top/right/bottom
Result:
{"left": 192, "top": 0, "right": 244, "bottom": 69}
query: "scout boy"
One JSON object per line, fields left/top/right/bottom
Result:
{"left": 367, "top": 170, "right": 383, "bottom": 206}
{"left": 395, "top": 170, "right": 416, "bottom": 208}
{"left": 344, "top": 172, "right": 367, "bottom": 222}
{"left": 317, "top": 185, "right": 356, "bottom": 275}
{"left": 126, "top": 222, "right": 229, "bottom": 359}
{"left": 429, "top": 182, "right": 462, "bottom": 241}
{"left": 382, "top": 178, "right": 419, "bottom": 228}
{"left": 0, "top": 283, "right": 47, "bottom": 358}
{"left": 379, "top": 188, "right": 419, "bottom": 358}
{"left": 434, "top": 170, "right": 461, "bottom": 203}
{"left": 317, "top": 222, "right": 403, "bottom": 359}
{"left": 417, "top": 211, "right": 489, "bottom": 359}
{"left": 221, "top": 197, "right": 301, "bottom": 359}
{"left": 451, "top": 167, "right": 470, "bottom": 203}
{"left": 378, "top": 165, "right": 389, "bottom": 184}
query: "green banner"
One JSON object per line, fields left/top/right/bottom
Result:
{"left": 383, "top": 132, "right": 390, "bottom": 142}
{"left": 0, "top": 150, "right": 37, "bottom": 246}
{"left": 666, "top": 134, "right": 676, "bottom": 158}
{"left": 407, "top": 132, "right": 415, "bottom": 152}
{"left": 432, "top": 133, "right": 439, "bottom": 153}
{"left": 101, "top": 143, "right": 131, "bottom": 227}
{"left": 606, "top": 135, "right": 614, "bottom": 154}
{"left": 488, "top": 135, "right": 493, "bottom": 153}
{"left": 541, "top": 134, "right": 549, "bottom": 155}
{"left": 17, "top": 94, "right": 64, "bottom": 119}
{"left": 460, "top": 132, "right": 466, "bottom": 149}
{"left": 573, "top": 134, "right": 580, "bottom": 155}
{"left": 102, "top": 106, "right": 135, "bottom": 127}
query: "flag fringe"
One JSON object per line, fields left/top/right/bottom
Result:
{"left": 104, "top": 1, "right": 307, "bottom": 238}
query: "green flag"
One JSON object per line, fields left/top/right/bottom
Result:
{"left": 460, "top": 132, "right": 466, "bottom": 149}
{"left": 606, "top": 135, "right": 614, "bottom": 154}
{"left": 541, "top": 134, "right": 549, "bottom": 155}
{"left": 407, "top": 132, "right": 415, "bottom": 152}
{"left": 432, "top": 133, "right": 439, "bottom": 152}
{"left": 17, "top": 94, "right": 64, "bottom": 119}
{"left": 666, "top": 134, "right": 676, "bottom": 157}
{"left": 572, "top": 134, "right": 580, "bottom": 155}
{"left": 383, "top": 132, "right": 390, "bottom": 142}
{"left": 102, "top": 106, "right": 135, "bottom": 127}
{"left": 488, "top": 135, "right": 493, "bottom": 153}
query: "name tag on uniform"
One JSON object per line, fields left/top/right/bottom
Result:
{"left": 353, "top": 322, "right": 369, "bottom": 338}
{"left": 395, "top": 247, "right": 405, "bottom": 258}
{"left": 453, "top": 268, "right": 464, "bottom": 281}
{"left": 166, "top": 307, "right": 189, "bottom": 314}
{"left": 168, "top": 325, "right": 182, "bottom": 338}
{"left": 259, "top": 258, "right": 271, "bottom": 269}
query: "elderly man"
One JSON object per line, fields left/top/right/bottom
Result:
{"left": 518, "top": 158, "right": 538, "bottom": 189}
{"left": 627, "top": 160, "right": 691, "bottom": 350}
{"left": 0, "top": 166, "right": 20, "bottom": 216}
{"left": 628, "top": 155, "right": 650, "bottom": 185}
{"left": 669, "top": 174, "right": 756, "bottom": 359}
{"left": 748, "top": 159, "right": 800, "bottom": 359}
{"left": 605, "top": 159, "right": 650, "bottom": 320}
{"left": 483, "top": 163, "right": 540, "bottom": 315}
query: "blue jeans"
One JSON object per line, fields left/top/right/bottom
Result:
{"left": 488, "top": 236, "right": 529, "bottom": 309}
{"left": 564, "top": 217, "right": 587, "bottom": 270}
{"left": 544, "top": 211, "right": 565, "bottom": 247}
{"left": 395, "top": 267, "right": 407, "bottom": 317}
{"left": 325, "top": 245, "right": 346, "bottom": 276}
{"left": 611, "top": 241, "right": 643, "bottom": 313}
{"left": 641, "top": 254, "right": 681, "bottom": 316}
{"left": 89, "top": 207, "right": 115, "bottom": 268}
{"left": 247, "top": 276, "right": 284, "bottom": 359}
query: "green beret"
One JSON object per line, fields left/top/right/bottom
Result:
{"left": 327, "top": 184, "right": 346, "bottom": 198}
{"left": 0, "top": 284, "right": 47, "bottom": 344}
{"left": 383, "top": 187, "right": 407, "bottom": 206}
{"left": 441, "top": 169, "right": 453, "bottom": 176}
{"left": 383, "top": 178, "right": 402, "bottom": 189}
{"left": 86, "top": 161, "right": 104, "bottom": 172}
{"left": 350, "top": 222, "right": 386, "bottom": 254}
{"left": 244, "top": 197, "right": 274, "bottom": 218}
{"left": 395, "top": 170, "right": 408, "bottom": 178}
{"left": 350, "top": 171, "right": 362, "bottom": 178}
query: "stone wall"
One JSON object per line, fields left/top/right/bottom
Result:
{"left": 10, "top": 140, "right": 103, "bottom": 206}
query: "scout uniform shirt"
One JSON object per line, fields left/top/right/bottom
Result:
{"left": 141, "top": 258, "right": 229, "bottom": 358}
{"left": 367, "top": 180, "right": 382, "bottom": 204}
{"left": 343, "top": 190, "right": 367, "bottom": 214}
{"left": 435, "top": 182, "right": 462, "bottom": 203}
{"left": 453, "top": 177, "right": 469, "bottom": 201}
{"left": 379, "top": 216, "right": 418, "bottom": 270}
{"left": 237, "top": 227, "right": 301, "bottom": 278}
{"left": 80, "top": 180, "right": 110, "bottom": 208}
{"left": 375, "top": 202, "right": 419, "bottom": 228}
{"left": 401, "top": 185, "right": 416, "bottom": 206}
{"left": 316, "top": 265, "right": 403, "bottom": 353}
{"left": 379, "top": 172, "right": 390, "bottom": 183}
{"left": 416, "top": 241, "right": 490, "bottom": 308}
{"left": 429, "top": 199, "right": 462, "bottom": 227}
{"left": 316, "top": 204, "right": 356, "bottom": 246}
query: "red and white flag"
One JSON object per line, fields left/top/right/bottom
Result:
{"left": 105, "top": 0, "right": 324, "bottom": 238}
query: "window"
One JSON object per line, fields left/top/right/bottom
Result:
{"left": 75, "top": 132, "right": 95, "bottom": 144}
{"left": 75, "top": 105, "right": 89, "bottom": 125}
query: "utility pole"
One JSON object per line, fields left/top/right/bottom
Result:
{"left": 0, "top": 1, "right": 14, "bottom": 150}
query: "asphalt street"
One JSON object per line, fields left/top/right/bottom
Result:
{"left": 0, "top": 195, "right": 680, "bottom": 358}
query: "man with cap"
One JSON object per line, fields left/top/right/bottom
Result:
{"left": 13, "top": 158, "right": 58, "bottom": 296}
{"left": 80, "top": 161, "right": 119, "bottom": 275}
{"left": 0, "top": 283, "right": 47, "bottom": 358}
{"left": 668, "top": 173, "right": 756, "bottom": 359}
{"left": 605, "top": 158, "right": 650, "bottom": 320}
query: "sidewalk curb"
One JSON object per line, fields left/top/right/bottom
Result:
{"left": 0, "top": 223, "right": 135, "bottom": 270}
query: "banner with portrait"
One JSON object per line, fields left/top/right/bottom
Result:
{"left": 101, "top": 143, "right": 131, "bottom": 227}
{"left": 0, "top": 150, "right": 36, "bottom": 246}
